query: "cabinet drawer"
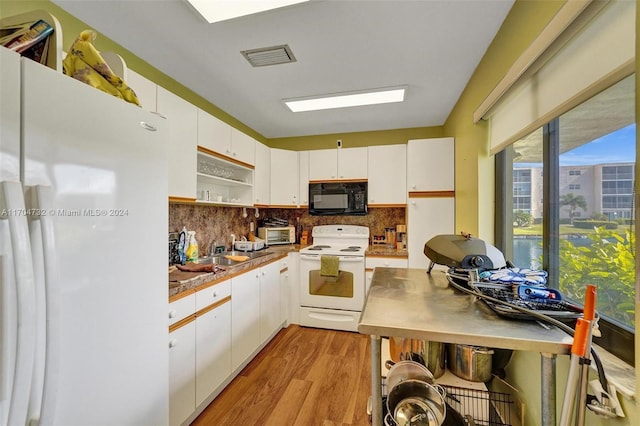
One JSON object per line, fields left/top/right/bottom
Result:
{"left": 196, "top": 279, "right": 231, "bottom": 311}
{"left": 366, "top": 256, "right": 408, "bottom": 269}
{"left": 169, "top": 291, "right": 196, "bottom": 326}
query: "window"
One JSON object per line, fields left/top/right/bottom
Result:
{"left": 499, "top": 75, "right": 636, "bottom": 364}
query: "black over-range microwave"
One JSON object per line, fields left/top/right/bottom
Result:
{"left": 308, "top": 181, "right": 367, "bottom": 216}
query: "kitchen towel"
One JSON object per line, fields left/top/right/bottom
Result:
{"left": 320, "top": 255, "right": 339, "bottom": 277}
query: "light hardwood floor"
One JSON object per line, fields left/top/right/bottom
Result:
{"left": 192, "top": 325, "right": 372, "bottom": 426}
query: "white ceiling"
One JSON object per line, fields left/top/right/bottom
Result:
{"left": 52, "top": 0, "right": 514, "bottom": 139}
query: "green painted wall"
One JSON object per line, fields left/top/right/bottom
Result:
{"left": 442, "top": 0, "right": 565, "bottom": 241}
{"left": 268, "top": 126, "right": 444, "bottom": 150}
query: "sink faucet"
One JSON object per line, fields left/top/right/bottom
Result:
{"left": 230, "top": 234, "right": 236, "bottom": 250}
{"left": 210, "top": 240, "right": 217, "bottom": 256}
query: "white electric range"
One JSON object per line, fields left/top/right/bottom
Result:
{"left": 299, "top": 225, "right": 369, "bottom": 331}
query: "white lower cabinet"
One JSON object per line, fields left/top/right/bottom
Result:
{"left": 365, "top": 256, "right": 409, "bottom": 294}
{"left": 280, "top": 257, "right": 290, "bottom": 326}
{"left": 169, "top": 318, "right": 196, "bottom": 426}
{"left": 231, "top": 270, "right": 261, "bottom": 371}
{"left": 169, "top": 259, "right": 285, "bottom": 424}
{"left": 195, "top": 299, "right": 231, "bottom": 406}
{"left": 260, "top": 260, "right": 281, "bottom": 343}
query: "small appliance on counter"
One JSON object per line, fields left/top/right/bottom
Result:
{"left": 258, "top": 226, "right": 295, "bottom": 246}
{"left": 234, "top": 236, "right": 266, "bottom": 252}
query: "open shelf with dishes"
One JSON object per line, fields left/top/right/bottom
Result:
{"left": 196, "top": 148, "right": 254, "bottom": 206}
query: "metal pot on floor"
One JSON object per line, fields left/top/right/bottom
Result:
{"left": 447, "top": 344, "right": 494, "bottom": 382}
{"left": 390, "top": 337, "right": 446, "bottom": 379}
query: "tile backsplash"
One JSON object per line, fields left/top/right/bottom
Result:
{"left": 169, "top": 204, "right": 406, "bottom": 256}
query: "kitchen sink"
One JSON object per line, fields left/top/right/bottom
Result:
{"left": 228, "top": 250, "right": 273, "bottom": 259}
{"left": 196, "top": 256, "right": 239, "bottom": 266}
{"left": 197, "top": 250, "right": 273, "bottom": 266}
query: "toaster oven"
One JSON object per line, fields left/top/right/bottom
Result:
{"left": 257, "top": 226, "right": 295, "bottom": 246}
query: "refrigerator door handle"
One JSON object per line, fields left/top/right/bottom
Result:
{"left": 24, "top": 185, "right": 60, "bottom": 425}
{"left": 0, "top": 181, "right": 37, "bottom": 426}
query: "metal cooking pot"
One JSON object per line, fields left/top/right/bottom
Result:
{"left": 386, "top": 380, "right": 447, "bottom": 426}
{"left": 447, "top": 344, "right": 494, "bottom": 382}
{"left": 390, "top": 337, "right": 446, "bottom": 379}
{"left": 385, "top": 360, "right": 434, "bottom": 391}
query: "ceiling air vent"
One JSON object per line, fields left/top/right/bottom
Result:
{"left": 241, "top": 44, "right": 296, "bottom": 67}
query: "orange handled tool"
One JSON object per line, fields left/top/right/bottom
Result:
{"left": 560, "top": 318, "right": 590, "bottom": 426}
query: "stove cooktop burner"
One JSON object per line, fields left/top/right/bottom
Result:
{"left": 307, "top": 245, "right": 331, "bottom": 250}
{"left": 340, "top": 246, "right": 363, "bottom": 252}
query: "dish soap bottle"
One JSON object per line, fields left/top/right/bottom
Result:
{"left": 186, "top": 231, "right": 199, "bottom": 263}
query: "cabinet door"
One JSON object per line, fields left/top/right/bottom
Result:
{"left": 195, "top": 300, "right": 231, "bottom": 406}
{"left": 230, "top": 128, "right": 256, "bottom": 165}
{"left": 280, "top": 258, "right": 290, "bottom": 325}
{"left": 407, "top": 197, "right": 455, "bottom": 268}
{"left": 298, "top": 151, "right": 309, "bottom": 206}
{"left": 197, "top": 109, "right": 231, "bottom": 155}
{"left": 169, "top": 322, "right": 196, "bottom": 426}
{"left": 270, "top": 148, "right": 299, "bottom": 206}
{"left": 260, "top": 261, "right": 282, "bottom": 343}
{"left": 127, "top": 69, "right": 157, "bottom": 112}
{"left": 157, "top": 87, "right": 198, "bottom": 200}
{"left": 407, "top": 138, "right": 455, "bottom": 191}
{"left": 368, "top": 144, "right": 406, "bottom": 205}
{"left": 309, "top": 149, "right": 338, "bottom": 180}
{"left": 337, "top": 147, "right": 368, "bottom": 179}
{"left": 231, "top": 272, "right": 260, "bottom": 370}
{"left": 254, "top": 141, "right": 270, "bottom": 205}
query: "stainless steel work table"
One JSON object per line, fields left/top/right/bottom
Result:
{"left": 358, "top": 267, "right": 573, "bottom": 426}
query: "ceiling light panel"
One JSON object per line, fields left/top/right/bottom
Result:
{"left": 187, "top": 0, "right": 310, "bottom": 24}
{"left": 283, "top": 86, "right": 407, "bottom": 112}
{"left": 242, "top": 45, "right": 296, "bottom": 67}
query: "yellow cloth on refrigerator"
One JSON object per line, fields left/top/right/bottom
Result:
{"left": 320, "top": 255, "right": 339, "bottom": 277}
{"left": 62, "top": 30, "right": 140, "bottom": 106}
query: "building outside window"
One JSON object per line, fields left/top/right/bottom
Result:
{"left": 502, "top": 74, "right": 635, "bottom": 364}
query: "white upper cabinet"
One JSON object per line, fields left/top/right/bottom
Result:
{"left": 337, "top": 147, "right": 368, "bottom": 180}
{"left": 230, "top": 128, "right": 256, "bottom": 166}
{"left": 157, "top": 87, "right": 197, "bottom": 200}
{"left": 197, "top": 109, "right": 231, "bottom": 155}
{"left": 367, "top": 144, "right": 406, "bottom": 205}
{"left": 308, "top": 147, "right": 367, "bottom": 180}
{"left": 270, "top": 148, "right": 299, "bottom": 206}
{"left": 197, "top": 110, "right": 255, "bottom": 166}
{"left": 298, "top": 151, "right": 309, "bottom": 206}
{"left": 407, "top": 138, "right": 455, "bottom": 191}
{"left": 254, "top": 141, "right": 270, "bottom": 205}
{"left": 127, "top": 69, "right": 157, "bottom": 112}
{"left": 309, "top": 149, "right": 337, "bottom": 180}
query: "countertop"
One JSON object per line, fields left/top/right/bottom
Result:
{"left": 358, "top": 267, "right": 573, "bottom": 354}
{"left": 168, "top": 245, "right": 298, "bottom": 299}
{"left": 168, "top": 244, "right": 408, "bottom": 299}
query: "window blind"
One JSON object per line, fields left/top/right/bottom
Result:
{"left": 485, "top": 0, "right": 635, "bottom": 155}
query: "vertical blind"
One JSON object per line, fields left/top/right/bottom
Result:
{"left": 484, "top": 0, "right": 635, "bottom": 155}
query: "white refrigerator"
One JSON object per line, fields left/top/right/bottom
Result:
{"left": 1, "top": 48, "right": 169, "bottom": 425}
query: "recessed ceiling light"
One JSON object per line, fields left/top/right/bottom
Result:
{"left": 187, "top": 0, "right": 310, "bottom": 24}
{"left": 283, "top": 86, "right": 407, "bottom": 112}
